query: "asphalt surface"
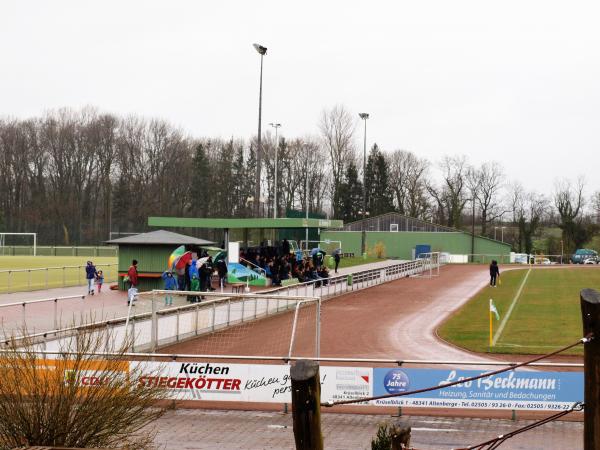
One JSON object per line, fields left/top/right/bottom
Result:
{"left": 150, "top": 408, "right": 583, "bottom": 450}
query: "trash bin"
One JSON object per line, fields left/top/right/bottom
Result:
{"left": 326, "top": 255, "right": 334, "bottom": 269}
{"left": 362, "top": 252, "right": 367, "bottom": 260}
{"left": 346, "top": 274, "right": 353, "bottom": 286}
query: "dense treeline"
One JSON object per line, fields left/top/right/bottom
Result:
{"left": 1, "top": 105, "right": 600, "bottom": 254}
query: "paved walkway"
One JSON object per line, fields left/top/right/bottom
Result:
{"left": 150, "top": 409, "right": 583, "bottom": 450}
{"left": 334, "top": 258, "right": 406, "bottom": 276}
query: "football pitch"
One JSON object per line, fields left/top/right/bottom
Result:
{"left": 0, "top": 256, "right": 118, "bottom": 293}
{"left": 438, "top": 266, "right": 600, "bottom": 356}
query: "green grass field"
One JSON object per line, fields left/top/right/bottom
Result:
{"left": 438, "top": 267, "right": 600, "bottom": 356}
{"left": 0, "top": 256, "right": 118, "bottom": 293}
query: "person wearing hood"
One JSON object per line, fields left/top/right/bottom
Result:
{"left": 161, "top": 270, "right": 178, "bottom": 306}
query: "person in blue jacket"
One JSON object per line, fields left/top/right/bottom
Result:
{"left": 85, "top": 261, "right": 98, "bottom": 296}
{"left": 161, "top": 270, "right": 178, "bottom": 305}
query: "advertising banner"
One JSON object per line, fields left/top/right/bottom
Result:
{"left": 129, "top": 361, "right": 581, "bottom": 411}
{"left": 130, "top": 361, "right": 372, "bottom": 404}
{"left": 372, "top": 368, "right": 583, "bottom": 411}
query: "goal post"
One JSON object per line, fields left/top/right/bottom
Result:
{"left": 0, "top": 233, "right": 37, "bottom": 256}
{"left": 416, "top": 252, "right": 441, "bottom": 278}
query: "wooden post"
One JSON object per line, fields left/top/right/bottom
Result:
{"left": 390, "top": 422, "right": 411, "bottom": 450}
{"left": 581, "top": 288, "right": 600, "bottom": 450}
{"left": 290, "top": 360, "right": 323, "bottom": 450}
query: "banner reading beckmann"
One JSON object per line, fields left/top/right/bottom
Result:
{"left": 372, "top": 368, "right": 583, "bottom": 410}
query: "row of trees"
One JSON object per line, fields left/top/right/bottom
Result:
{"left": 1, "top": 105, "right": 599, "bottom": 253}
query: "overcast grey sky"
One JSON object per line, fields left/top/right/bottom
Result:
{"left": 2, "top": 1, "right": 599, "bottom": 193}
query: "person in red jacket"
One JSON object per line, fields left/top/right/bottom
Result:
{"left": 127, "top": 259, "right": 139, "bottom": 288}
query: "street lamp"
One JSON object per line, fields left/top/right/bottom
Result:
{"left": 269, "top": 122, "right": 282, "bottom": 219}
{"left": 359, "top": 113, "right": 369, "bottom": 256}
{"left": 305, "top": 148, "right": 309, "bottom": 249}
{"left": 253, "top": 43, "right": 267, "bottom": 217}
{"left": 469, "top": 196, "right": 476, "bottom": 262}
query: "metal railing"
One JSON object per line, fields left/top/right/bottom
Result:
{"left": 0, "top": 294, "right": 85, "bottom": 331}
{"left": 0, "top": 263, "right": 118, "bottom": 293}
{"left": 0, "top": 349, "right": 582, "bottom": 368}
{"left": 0, "top": 245, "right": 118, "bottom": 257}
{"left": 261, "top": 257, "right": 435, "bottom": 300}
{"left": 4, "top": 257, "right": 439, "bottom": 358}
{"left": 239, "top": 257, "right": 267, "bottom": 276}
{"left": 5, "top": 291, "right": 320, "bottom": 356}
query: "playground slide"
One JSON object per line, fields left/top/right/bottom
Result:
{"left": 227, "top": 262, "right": 268, "bottom": 287}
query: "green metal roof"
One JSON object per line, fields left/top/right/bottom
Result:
{"left": 106, "top": 229, "right": 215, "bottom": 245}
{"left": 148, "top": 216, "right": 344, "bottom": 229}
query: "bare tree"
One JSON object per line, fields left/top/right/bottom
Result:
{"left": 510, "top": 182, "right": 549, "bottom": 253}
{"left": 467, "top": 162, "right": 507, "bottom": 236}
{"left": 318, "top": 105, "right": 355, "bottom": 217}
{"left": 388, "top": 150, "right": 430, "bottom": 219}
{"left": 0, "top": 326, "right": 166, "bottom": 449}
{"left": 591, "top": 191, "right": 600, "bottom": 224}
{"left": 427, "top": 156, "right": 469, "bottom": 228}
{"left": 293, "top": 137, "right": 329, "bottom": 214}
{"left": 554, "top": 178, "right": 586, "bottom": 254}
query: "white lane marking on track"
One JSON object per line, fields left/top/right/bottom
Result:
{"left": 492, "top": 268, "right": 532, "bottom": 346}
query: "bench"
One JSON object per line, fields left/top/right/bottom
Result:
{"left": 281, "top": 278, "right": 300, "bottom": 287}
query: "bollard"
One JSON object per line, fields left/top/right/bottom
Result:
{"left": 53, "top": 299, "right": 58, "bottom": 330}
{"left": 290, "top": 360, "right": 323, "bottom": 450}
{"left": 581, "top": 288, "right": 600, "bottom": 450}
{"left": 150, "top": 293, "right": 157, "bottom": 352}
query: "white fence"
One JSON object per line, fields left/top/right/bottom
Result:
{"left": 0, "top": 245, "right": 118, "bottom": 257}
{"left": 7, "top": 257, "right": 439, "bottom": 357}
{"left": 15, "top": 292, "right": 319, "bottom": 356}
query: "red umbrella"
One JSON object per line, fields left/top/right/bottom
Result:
{"left": 174, "top": 251, "right": 193, "bottom": 270}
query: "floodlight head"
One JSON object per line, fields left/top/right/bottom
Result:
{"left": 253, "top": 43, "right": 267, "bottom": 55}
{"left": 359, "top": 113, "right": 369, "bottom": 120}
{"left": 269, "top": 123, "right": 281, "bottom": 128}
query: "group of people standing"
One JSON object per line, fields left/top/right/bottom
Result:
{"left": 162, "top": 252, "right": 228, "bottom": 305}
{"left": 240, "top": 239, "right": 333, "bottom": 287}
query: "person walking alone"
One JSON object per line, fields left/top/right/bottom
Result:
{"left": 489, "top": 260, "right": 500, "bottom": 287}
{"left": 127, "top": 259, "right": 139, "bottom": 289}
{"left": 85, "top": 261, "right": 97, "bottom": 296}
{"left": 333, "top": 248, "right": 341, "bottom": 274}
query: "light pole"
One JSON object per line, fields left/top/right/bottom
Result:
{"left": 470, "top": 196, "right": 476, "bottom": 262}
{"left": 359, "top": 113, "right": 369, "bottom": 256}
{"left": 253, "top": 43, "right": 267, "bottom": 217}
{"left": 305, "top": 146, "right": 309, "bottom": 249}
{"left": 269, "top": 122, "right": 281, "bottom": 219}
{"left": 501, "top": 226, "right": 506, "bottom": 243}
